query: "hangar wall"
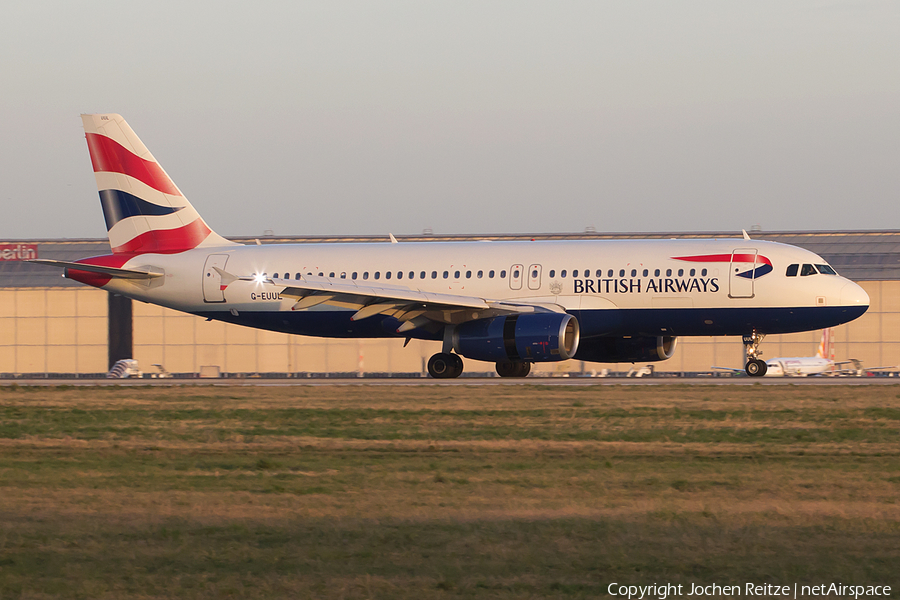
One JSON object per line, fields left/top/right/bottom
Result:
{"left": 0, "top": 280, "right": 894, "bottom": 375}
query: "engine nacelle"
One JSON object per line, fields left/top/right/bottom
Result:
{"left": 575, "top": 336, "right": 677, "bottom": 363}
{"left": 454, "top": 314, "right": 580, "bottom": 363}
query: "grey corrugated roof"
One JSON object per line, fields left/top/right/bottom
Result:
{"left": 3, "top": 230, "right": 899, "bottom": 287}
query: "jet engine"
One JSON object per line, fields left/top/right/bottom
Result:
{"left": 454, "top": 314, "right": 580, "bottom": 363}
{"left": 575, "top": 336, "right": 677, "bottom": 363}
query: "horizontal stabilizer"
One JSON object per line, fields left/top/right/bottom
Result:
{"left": 28, "top": 259, "right": 163, "bottom": 280}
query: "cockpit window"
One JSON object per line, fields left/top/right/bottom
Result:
{"left": 785, "top": 264, "right": 798, "bottom": 277}
{"left": 816, "top": 264, "right": 837, "bottom": 275}
{"left": 800, "top": 264, "right": 817, "bottom": 276}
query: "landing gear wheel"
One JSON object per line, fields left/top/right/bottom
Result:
{"left": 428, "top": 353, "right": 464, "bottom": 379}
{"left": 745, "top": 358, "right": 768, "bottom": 377}
{"left": 496, "top": 361, "right": 532, "bottom": 378}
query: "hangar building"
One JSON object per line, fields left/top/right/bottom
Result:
{"left": 1, "top": 230, "right": 897, "bottom": 377}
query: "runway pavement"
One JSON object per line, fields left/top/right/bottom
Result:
{"left": 1, "top": 376, "right": 898, "bottom": 386}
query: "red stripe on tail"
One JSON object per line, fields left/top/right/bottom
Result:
{"left": 111, "top": 218, "right": 211, "bottom": 254}
{"left": 85, "top": 133, "right": 182, "bottom": 196}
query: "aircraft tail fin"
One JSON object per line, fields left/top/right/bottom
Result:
{"left": 816, "top": 328, "right": 833, "bottom": 359}
{"left": 81, "top": 114, "right": 237, "bottom": 255}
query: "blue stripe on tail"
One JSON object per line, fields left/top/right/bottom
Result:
{"left": 99, "top": 189, "right": 184, "bottom": 230}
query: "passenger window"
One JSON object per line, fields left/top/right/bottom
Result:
{"left": 466, "top": 270, "right": 472, "bottom": 278}
{"left": 329, "top": 272, "right": 335, "bottom": 278}
{"left": 513, "top": 269, "right": 520, "bottom": 278}
{"left": 443, "top": 271, "right": 449, "bottom": 279}
{"left": 654, "top": 269, "right": 660, "bottom": 277}
{"left": 596, "top": 269, "right": 602, "bottom": 278}
{"left": 816, "top": 264, "right": 837, "bottom": 275}
{"left": 489, "top": 270, "right": 495, "bottom": 278}
{"left": 431, "top": 271, "right": 437, "bottom": 279}
{"left": 385, "top": 272, "right": 391, "bottom": 279}
{"left": 607, "top": 269, "right": 613, "bottom": 277}
{"left": 273, "top": 273, "right": 279, "bottom": 279}
{"left": 295, "top": 273, "right": 301, "bottom": 280}
{"left": 631, "top": 269, "right": 637, "bottom": 277}
{"left": 500, "top": 270, "right": 507, "bottom": 278}
{"left": 619, "top": 269, "right": 625, "bottom": 277}
{"left": 396, "top": 272, "right": 402, "bottom": 279}
{"left": 701, "top": 268, "right": 707, "bottom": 276}
{"left": 454, "top": 270, "right": 460, "bottom": 279}
{"left": 678, "top": 269, "right": 684, "bottom": 277}
{"left": 801, "top": 264, "right": 817, "bottom": 276}
{"left": 531, "top": 269, "right": 538, "bottom": 278}
{"left": 352, "top": 272, "right": 358, "bottom": 280}
{"left": 573, "top": 270, "right": 579, "bottom": 277}
{"left": 786, "top": 264, "right": 799, "bottom": 277}
{"left": 419, "top": 271, "right": 425, "bottom": 279}
{"left": 666, "top": 269, "right": 672, "bottom": 276}
{"left": 642, "top": 269, "right": 648, "bottom": 277}
{"left": 410, "top": 271, "right": 416, "bottom": 279}
{"left": 549, "top": 270, "right": 555, "bottom": 278}
{"left": 689, "top": 269, "right": 695, "bottom": 276}
{"left": 318, "top": 272, "right": 324, "bottom": 277}
{"left": 340, "top": 272, "right": 346, "bottom": 279}
{"left": 477, "top": 270, "right": 483, "bottom": 278}
{"left": 363, "top": 272, "right": 369, "bottom": 280}
{"left": 561, "top": 270, "right": 567, "bottom": 278}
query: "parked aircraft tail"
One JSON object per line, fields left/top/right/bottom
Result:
{"left": 81, "top": 114, "right": 236, "bottom": 254}
{"left": 816, "top": 328, "right": 833, "bottom": 360}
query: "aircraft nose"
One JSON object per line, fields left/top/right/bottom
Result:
{"left": 840, "top": 281, "right": 869, "bottom": 307}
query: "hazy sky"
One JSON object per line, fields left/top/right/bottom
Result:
{"left": 2, "top": 1, "right": 898, "bottom": 239}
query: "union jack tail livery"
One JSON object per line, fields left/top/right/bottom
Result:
{"left": 816, "top": 328, "right": 834, "bottom": 360}
{"left": 82, "top": 114, "right": 234, "bottom": 254}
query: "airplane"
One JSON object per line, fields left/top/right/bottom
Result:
{"left": 763, "top": 328, "right": 840, "bottom": 376}
{"left": 31, "top": 114, "right": 870, "bottom": 379}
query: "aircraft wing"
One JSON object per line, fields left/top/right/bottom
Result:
{"left": 221, "top": 269, "right": 566, "bottom": 332}
{"left": 28, "top": 259, "right": 163, "bottom": 280}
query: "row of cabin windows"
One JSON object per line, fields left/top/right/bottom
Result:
{"left": 270, "top": 269, "right": 509, "bottom": 281}
{"left": 785, "top": 263, "right": 837, "bottom": 277}
{"left": 269, "top": 266, "right": 709, "bottom": 281}
{"left": 548, "top": 268, "right": 708, "bottom": 278}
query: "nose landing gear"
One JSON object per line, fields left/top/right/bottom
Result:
{"left": 743, "top": 332, "right": 768, "bottom": 377}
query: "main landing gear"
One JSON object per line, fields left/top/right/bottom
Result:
{"left": 427, "top": 353, "right": 464, "bottom": 379}
{"left": 743, "top": 332, "right": 768, "bottom": 377}
{"left": 495, "top": 361, "right": 531, "bottom": 378}
{"left": 425, "top": 353, "right": 533, "bottom": 379}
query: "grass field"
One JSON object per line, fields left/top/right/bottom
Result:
{"left": 1, "top": 383, "right": 899, "bottom": 599}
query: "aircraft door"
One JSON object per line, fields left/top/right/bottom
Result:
{"left": 729, "top": 248, "right": 758, "bottom": 298}
{"left": 527, "top": 264, "right": 542, "bottom": 290}
{"left": 203, "top": 254, "right": 230, "bottom": 303}
{"left": 509, "top": 264, "right": 524, "bottom": 290}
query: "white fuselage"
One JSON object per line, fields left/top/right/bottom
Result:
{"left": 90, "top": 237, "right": 868, "bottom": 343}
